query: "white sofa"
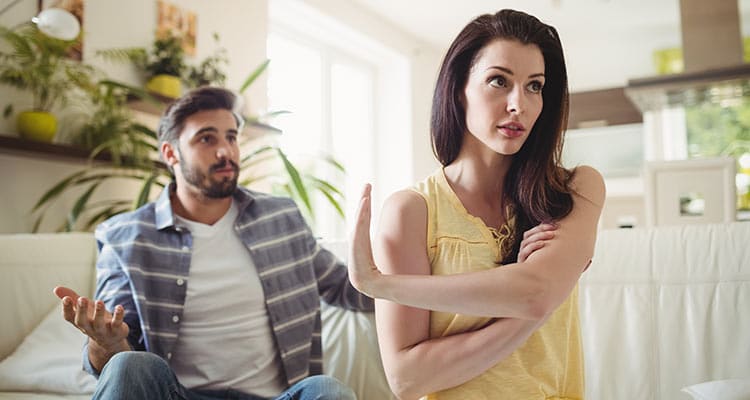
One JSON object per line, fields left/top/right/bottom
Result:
{"left": 1, "top": 223, "right": 749, "bottom": 399}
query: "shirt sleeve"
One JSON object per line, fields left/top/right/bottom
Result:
{"left": 310, "top": 237, "right": 374, "bottom": 312}
{"left": 82, "top": 225, "right": 143, "bottom": 377}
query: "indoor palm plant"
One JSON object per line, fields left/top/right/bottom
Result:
{"left": 32, "top": 60, "right": 345, "bottom": 232}
{"left": 0, "top": 22, "right": 94, "bottom": 142}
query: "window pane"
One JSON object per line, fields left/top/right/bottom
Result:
{"left": 267, "top": 34, "right": 323, "bottom": 156}
{"left": 331, "top": 62, "right": 374, "bottom": 229}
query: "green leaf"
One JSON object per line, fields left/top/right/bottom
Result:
{"left": 32, "top": 170, "right": 88, "bottom": 212}
{"left": 67, "top": 182, "right": 101, "bottom": 231}
{"left": 317, "top": 185, "right": 345, "bottom": 218}
{"left": 134, "top": 173, "right": 157, "bottom": 208}
{"left": 238, "top": 59, "right": 270, "bottom": 94}
{"left": 275, "top": 148, "right": 312, "bottom": 214}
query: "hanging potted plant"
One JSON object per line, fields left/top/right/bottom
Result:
{"left": 97, "top": 32, "right": 186, "bottom": 99}
{"left": 0, "top": 23, "right": 93, "bottom": 142}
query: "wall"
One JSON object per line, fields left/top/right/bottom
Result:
{"left": 0, "top": 0, "right": 268, "bottom": 233}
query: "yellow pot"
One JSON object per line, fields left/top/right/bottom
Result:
{"left": 146, "top": 74, "right": 182, "bottom": 99}
{"left": 17, "top": 111, "right": 57, "bottom": 142}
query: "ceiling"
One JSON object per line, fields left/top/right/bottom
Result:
{"left": 348, "top": 0, "right": 750, "bottom": 91}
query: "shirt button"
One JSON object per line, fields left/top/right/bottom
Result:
{"left": 167, "top": 352, "right": 172, "bottom": 360}
{"left": 176, "top": 278, "right": 184, "bottom": 286}
{"left": 172, "top": 315, "right": 180, "bottom": 323}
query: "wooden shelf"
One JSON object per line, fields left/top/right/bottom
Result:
{"left": 0, "top": 135, "right": 112, "bottom": 163}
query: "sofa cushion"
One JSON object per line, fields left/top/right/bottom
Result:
{"left": 682, "top": 378, "right": 750, "bottom": 400}
{"left": 0, "top": 233, "right": 96, "bottom": 360}
{"left": 0, "top": 307, "right": 95, "bottom": 394}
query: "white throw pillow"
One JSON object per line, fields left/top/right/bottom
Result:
{"left": 682, "top": 379, "right": 750, "bottom": 400}
{"left": 0, "top": 307, "right": 96, "bottom": 394}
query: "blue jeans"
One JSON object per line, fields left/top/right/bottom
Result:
{"left": 92, "top": 352, "right": 356, "bottom": 400}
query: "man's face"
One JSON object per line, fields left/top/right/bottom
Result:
{"left": 170, "top": 109, "right": 240, "bottom": 198}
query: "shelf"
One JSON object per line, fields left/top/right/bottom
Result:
{"left": 0, "top": 135, "right": 112, "bottom": 163}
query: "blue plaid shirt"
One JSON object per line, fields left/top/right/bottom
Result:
{"left": 83, "top": 183, "right": 373, "bottom": 386}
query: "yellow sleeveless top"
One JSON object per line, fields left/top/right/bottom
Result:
{"left": 410, "top": 169, "right": 584, "bottom": 400}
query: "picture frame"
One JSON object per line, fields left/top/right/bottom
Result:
{"left": 644, "top": 157, "right": 736, "bottom": 227}
{"left": 156, "top": 0, "right": 197, "bottom": 56}
{"left": 37, "top": 0, "right": 83, "bottom": 60}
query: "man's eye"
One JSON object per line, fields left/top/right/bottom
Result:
{"left": 489, "top": 76, "right": 506, "bottom": 88}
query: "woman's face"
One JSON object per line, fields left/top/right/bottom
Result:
{"left": 462, "top": 38, "right": 545, "bottom": 157}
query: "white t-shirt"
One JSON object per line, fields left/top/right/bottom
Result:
{"left": 170, "top": 201, "right": 286, "bottom": 397}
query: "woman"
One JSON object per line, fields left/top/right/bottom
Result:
{"left": 348, "top": 9, "right": 605, "bottom": 400}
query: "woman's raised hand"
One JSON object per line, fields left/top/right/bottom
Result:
{"left": 347, "top": 184, "right": 383, "bottom": 297}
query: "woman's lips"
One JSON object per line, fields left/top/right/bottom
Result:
{"left": 498, "top": 125, "right": 525, "bottom": 138}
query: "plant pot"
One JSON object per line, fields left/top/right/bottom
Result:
{"left": 146, "top": 74, "right": 182, "bottom": 99}
{"left": 17, "top": 111, "right": 57, "bottom": 142}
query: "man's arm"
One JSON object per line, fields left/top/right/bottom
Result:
{"left": 54, "top": 287, "right": 131, "bottom": 373}
{"left": 311, "top": 240, "right": 374, "bottom": 312}
{"left": 55, "top": 226, "right": 144, "bottom": 376}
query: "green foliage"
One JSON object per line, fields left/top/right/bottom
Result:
{"left": 686, "top": 99, "right": 750, "bottom": 158}
{"left": 33, "top": 60, "right": 346, "bottom": 232}
{"left": 97, "top": 33, "right": 186, "bottom": 78}
{"left": 0, "top": 23, "right": 95, "bottom": 111}
{"left": 184, "top": 32, "right": 228, "bottom": 88}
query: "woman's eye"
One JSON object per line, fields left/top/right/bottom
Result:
{"left": 489, "top": 76, "right": 506, "bottom": 88}
{"left": 527, "top": 81, "right": 544, "bottom": 93}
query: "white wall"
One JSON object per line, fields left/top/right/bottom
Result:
{"left": 0, "top": 0, "right": 269, "bottom": 233}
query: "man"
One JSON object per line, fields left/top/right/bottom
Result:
{"left": 54, "top": 86, "right": 373, "bottom": 400}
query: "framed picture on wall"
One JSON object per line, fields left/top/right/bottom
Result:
{"left": 156, "top": 0, "right": 197, "bottom": 56}
{"left": 38, "top": 0, "right": 83, "bottom": 60}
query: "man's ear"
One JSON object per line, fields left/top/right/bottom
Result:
{"left": 161, "top": 141, "right": 179, "bottom": 169}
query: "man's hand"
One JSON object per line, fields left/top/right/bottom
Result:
{"left": 517, "top": 223, "right": 557, "bottom": 263}
{"left": 53, "top": 286, "right": 130, "bottom": 354}
{"left": 347, "top": 184, "right": 382, "bottom": 297}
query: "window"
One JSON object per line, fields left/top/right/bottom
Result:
{"left": 267, "top": 1, "right": 411, "bottom": 239}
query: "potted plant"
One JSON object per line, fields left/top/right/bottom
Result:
{"left": 184, "top": 32, "right": 228, "bottom": 88}
{"left": 0, "top": 23, "right": 94, "bottom": 142}
{"left": 97, "top": 32, "right": 187, "bottom": 99}
{"left": 32, "top": 61, "right": 345, "bottom": 232}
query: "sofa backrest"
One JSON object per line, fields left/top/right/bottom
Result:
{"left": 580, "top": 222, "right": 750, "bottom": 400}
{"left": 0, "top": 233, "right": 97, "bottom": 360}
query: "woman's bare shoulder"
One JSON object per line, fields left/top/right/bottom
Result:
{"left": 383, "top": 189, "right": 428, "bottom": 217}
{"left": 570, "top": 165, "right": 606, "bottom": 208}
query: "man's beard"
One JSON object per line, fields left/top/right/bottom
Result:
{"left": 179, "top": 156, "right": 239, "bottom": 199}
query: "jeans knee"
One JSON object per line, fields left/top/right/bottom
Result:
{"left": 102, "top": 351, "right": 172, "bottom": 383}
{"left": 95, "top": 352, "right": 179, "bottom": 400}
{"left": 303, "top": 375, "right": 356, "bottom": 400}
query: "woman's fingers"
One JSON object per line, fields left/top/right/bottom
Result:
{"left": 522, "top": 223, "right": 556, "bottom": 240}
{"left": 348, "top": 183, "right": 380, "bottom": 295}
{"left": 518, "top": 223, "right": 557, "bottom": 263}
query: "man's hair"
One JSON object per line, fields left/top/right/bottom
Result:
{"left": 157, "top": 86, "right": 243, "bottom": 146}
